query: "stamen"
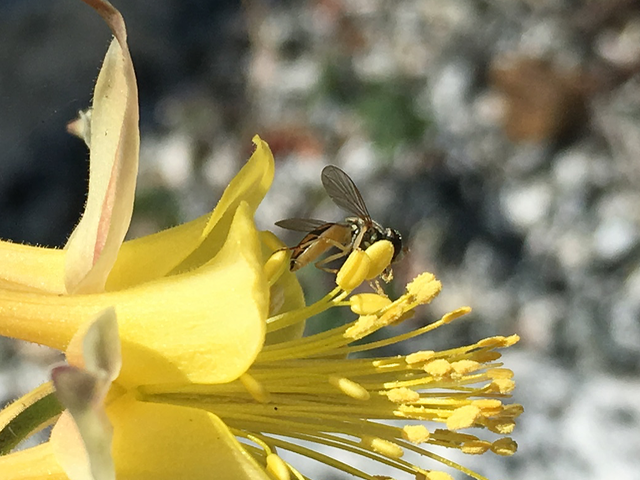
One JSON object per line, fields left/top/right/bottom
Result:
{"left": 424, "top": 359, "right": 452, "bottom": 379}
{"left": 239, "top": 373, "right": 272, "bottom": 404}
{"left": 476, "top": 335, "right": 520, "bottom": 348}
{"left": 450, "top": 360, "right": 481, "bottom": 375}
{"left": 361, "top": 435, "right": 404, "bottom": 459}
{"left": 364, "top": 240, "right": 394, "bottom": 280}
{"left": 406, "top": 351, "right": 436, "bottom": 364}
{"left": 487, "top": 378, "right": 515, "bottom": 394}
{"left": 405, "top": 273, "right": 442, "bottom": 304}
{"left": 387, "top": 388, "right": 420, "bottom": 403}
{"left": 423, "top": 471, "right": 454, "bottom": 480}
{"left": 266, "top": 453, "right": 291, "bottom": 480}
{"left": 269, "top": 284, "right": 285, "bottom": 316}
{"left": 461, "top": 440, "right": 491, "bottom": 455}
{"left": 264, "top": 250, "right": 290, "bottom": 286}
{"left": 329, "top": 376, "right": 370, "bottom": 401}
{"left": 446, "top": 405, "right": 481, "bottom": 431}
{"left": 441, "top": 307, "right": 472, "bottom": 324}
{"left": 486, "top": 368, "right": 513, "bottom": 379}
{"left": 350, "top": 293, "right": 393, "bottom": 315}
{"left": 402, "top": 425, "right": 430, "bottom": 444}
{"left": 470, "top": 399, "right": 501, "bottom": 416}
{"left": 344, "top": 315, "right": 378, "bottom": 339}
{"left": 484, "top": 419, "right": 516, "bottom": 434}
{"left": 336, "top": 249, "right": 370, "bottom": 292}
{"left": 491, "top": 437, "right": 518, "bottom": 456}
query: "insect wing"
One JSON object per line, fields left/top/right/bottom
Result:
{"left": 321, "top": 165, "right": 371, "bottom": 220}
{"left": 275, "top": 218, "right": 329, "bottom": 232}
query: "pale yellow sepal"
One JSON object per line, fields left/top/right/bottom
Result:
{"left": 65, "top": 1, "right": 139, "bottom": 295}
{"left": 50, "top": 412, "right": 102, "bottom": 480}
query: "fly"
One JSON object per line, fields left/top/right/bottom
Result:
{"left": 276, "top": 165, "right": 404, "bottom": 279}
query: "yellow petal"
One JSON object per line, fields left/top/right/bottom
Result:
{"left": 0, "top": 442, "right": 68, "bottom": 480}
{"left": 65, "top": 2, "right": 139, "bottom": 294}
{"left": 169, "top": 136, "right": 274, "bottom": 274}
{"left": 0, "top": 202, "right": 267, "bottom": 387}
{"left": 0, "top": 242, "right": 65, "bottom": 294}
{"left": 106, "top": 395, "right": 272, "bottom": 480}
{"left": 104, "top": 135, "right": 274, "bottom": 290}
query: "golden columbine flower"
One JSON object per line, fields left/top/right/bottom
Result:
{"left": 0, "top": 1, "right": 522, "bottom": 480}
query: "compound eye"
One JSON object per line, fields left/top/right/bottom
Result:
{"left": 386, "top": 228, "right": 404, "bottom": 263}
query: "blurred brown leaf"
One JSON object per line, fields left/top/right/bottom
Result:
{"left": 491, "top": 58, "right": 593, "bottom": 143}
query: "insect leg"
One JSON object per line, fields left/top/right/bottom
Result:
{"left": 314, "top": 239, "right": 352, "bottom": 273}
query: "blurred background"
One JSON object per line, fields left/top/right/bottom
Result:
{"left": 2, "top": 0, "right": 640, "bottom": 478}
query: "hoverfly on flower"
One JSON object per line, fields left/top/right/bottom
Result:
{"left": 276, "top": 165, "right": 404, "bottom": 280}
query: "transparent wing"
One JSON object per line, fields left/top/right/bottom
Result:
{"left": 275, "top": 218, "right": 329, "bottom": 232}
{"left": 321, "top": 165, "right": 371, "bottom": 219}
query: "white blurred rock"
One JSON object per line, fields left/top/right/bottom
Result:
{"left": 501, "top": 179, "right": 553, "bottom": 231}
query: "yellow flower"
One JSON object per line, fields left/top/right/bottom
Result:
{"left": 0, "top": 1, "right": 522, "bottom": 480}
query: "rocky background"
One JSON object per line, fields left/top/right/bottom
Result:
{"left": 1, "top": 0, "right": 640, "bottom": 479}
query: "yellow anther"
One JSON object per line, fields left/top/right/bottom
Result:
{"left": 424, "top": 359, "right": 452, "bottom": 378}
{"left": 264, "top": 249, "right": 290, "bottom": 286}
{"left": 350, "top": 293, "right": 392, "bottom": 315}
{"left": 364, "top": 240, "right": 394, "bottom": 280}
{"left": 486, "top": 419, "right": 516, "bottom": 434}
{"left": 402, "top": 425, "right": 430, "bottom": 444}
{"left": 477, "top": 334, "right": 520, "bottom": 348}
{"left": 344, "top": 315, "right": 377, "bottom": 339}
{"left": 441, "top": 307, "right": 472, "bottom": 323}
{"left": 473, "top": 351, "right": 502, "bottom": 363}
{"left": 378, "top": 303, "right": 409, "bottom": 327}
{"left": 491, "top": 437, "right": 518, "bottom": 456}
{"left": 504, "top": 334, "right": 521, "bottom": 346}
{"left": 471, "top": 399, "right": 503, "bottom": 416}
{"left": 329, "top": 376, "right": 370, "bottom": 401}
{"left": 446, "top": 404, "right": 481, "bottom": 431}
{"left": 489, "top": 378, "right": 515, "bottom": 394}
{"left": 486, "top": 368, "right": 514, "bottom": 379}
{"left": 361, "top": 436, "right": 404, "bottom": 459}
{"left": 450, "top": 360, "right": 481, "bottom": 375}
{"left": 266, "top": 453, "right": 291, "bottom": 480}
{"left": 461, "top": 440, "right": 491, "bottom": 455}
{"left": 336, "top": 249, "right": 371, "bottom": 292}
{"left": 476, "top": 336, "right": 505, "bottom": 348}
{"left": 502, "top": 404, "right": 524, "bottom": 418}
{"left": 405, "top": 273, "right": 442, "bottom": 305}
{"left": 387, "top": 387, "right": 420, "bottom": 403}
{"left": 239, "top": 373, "right": 272, "bottom": 404}
{"left": 406, "top": 351, "right": 435, "bottom": 365}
